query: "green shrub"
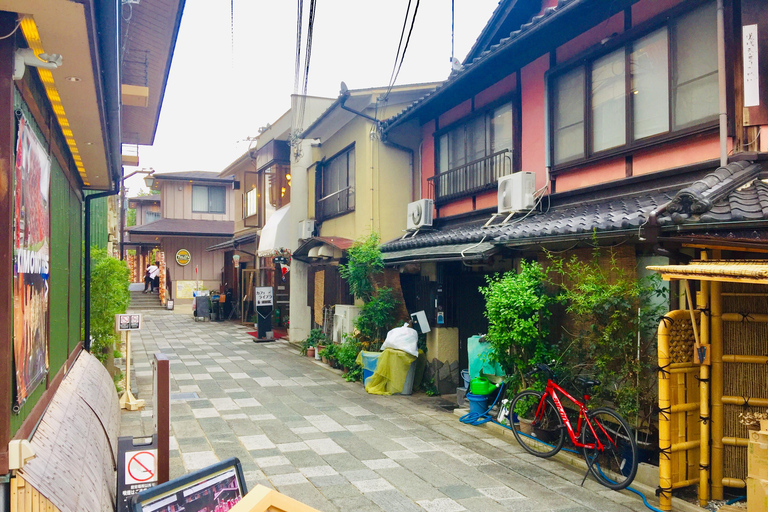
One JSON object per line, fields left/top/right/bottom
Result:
{"left": 336, "top": 336, "right": 363, "bottom": 382}
{"left": 355, "top": 287, "right": 399, "bottom": 344}
{"left": 546, "top": 246, "right": 667, "bottom": 429}
{"left": 301, "top": 328, "right": 327, "bottom": 355}
{"left": 339, "top": 233, "right": 383, "bottom": 302}
{"left": 89, "top": 247, "right": 130, "bottom": 362}
{"left": 480, "top": 260, "right": 555, "bottom": 391}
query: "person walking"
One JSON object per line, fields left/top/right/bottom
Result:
{"left": 148, "top": 263, "right": 159, "bottom": 293}
{"left": 143, "top": 264, "right": 152, "bottom": 293}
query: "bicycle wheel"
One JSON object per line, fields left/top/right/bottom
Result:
{"left": 580, "top": 407, "right": 638, "bottom": 490}
{"left": 509, "top": 390, "right": 565, "bottom": 457}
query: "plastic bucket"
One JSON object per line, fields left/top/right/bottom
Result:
{"left": 360, "top": 351, "right": 382, "bottom": 386}
{"left": 460, "top": 369, "right": 470, "bottom": 389}
{"left": 466, "top": 392, "right": 489, "bottom": 416}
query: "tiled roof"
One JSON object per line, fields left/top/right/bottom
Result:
{"left": 381, "top": 0, "right": 582, "bottom": 133}
{"left": 127, "top": 195, "right": 160, "bottom": 203}
{"left": 127, "top": 218, "right": 234, "bottom": 237}
{"left": 381, "top": 161, "right": 767, "bottom": 254}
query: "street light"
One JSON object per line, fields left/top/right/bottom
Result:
{"left": 143, "top": 175, "right": 155, "bottom": 188}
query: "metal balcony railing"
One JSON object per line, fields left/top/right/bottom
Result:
{"left": 317, "top": 187, "right": 354, "bottom": 221}
{"left": 428, "top": 149, "right": 513, "bottom": 204}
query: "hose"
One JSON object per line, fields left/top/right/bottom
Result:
{"left": 459, "top": 399, "right": 664, "bottom": 512}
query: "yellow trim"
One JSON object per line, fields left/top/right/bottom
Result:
{"left": 20, "top": 17, "right": 89, "bottom": 185}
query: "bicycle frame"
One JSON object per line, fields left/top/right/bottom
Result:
{"left": 535, "top": 379, "right": 613, "bottom": 451}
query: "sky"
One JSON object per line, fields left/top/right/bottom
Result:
{"left": 125, "top": 0, "right": 501, "bottom": 195}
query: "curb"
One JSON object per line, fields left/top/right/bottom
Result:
{"left": 452, "top": 407, "right": 708, "bottom": 512}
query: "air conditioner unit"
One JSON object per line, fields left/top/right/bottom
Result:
{"left": 406, "top": 199, "right": 434, "bottom": 231}
{"left": 498, "top": 172, "right": 536, "bottom": 213}
{"left": 298, "top": 219, "right": 315, "bottom": 240}
{"left": 333, "top": 305, "right": 361, "bottom": 342}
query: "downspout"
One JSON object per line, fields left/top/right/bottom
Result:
{"left": 716, "top": 0, "right": 727, "bottom": 167}
{"left": 85, "top": 0, "right": 122, "bottom": 351}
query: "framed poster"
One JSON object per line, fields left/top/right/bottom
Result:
{"left": 132, "top": 458, "right": 247, "bottom": 512}
{"left": 13, "top": 116, "right": 50, "bottom": 407}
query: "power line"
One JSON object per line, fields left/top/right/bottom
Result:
{"left": 294, "top": 0, "right": 303, "bottom": 95}
{"left": 386, "top": 0, "right": 412, "bottom": 94}
{"left": 386, "top": 0, "right": 420, "bottom": 100}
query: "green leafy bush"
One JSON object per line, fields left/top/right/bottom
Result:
{"left": 547, "top": 246, "right": 667, "bottom": 429}
{"left": 339, "top": 233, "right": 383, "bottom": 302}
{"left": 355, "top": 287, "right": 399, "bottom": 344}
{"left": 89, "top": 247, "right": 130, "bottom": 362}
{"left": 336, "top": 336, "right": 363, "bottom": 382}
{"left": 480, "top": 260, "right": 555, "bottom": 390}
{"left": 301, "top": 328, "right": 327, "bottom": 355}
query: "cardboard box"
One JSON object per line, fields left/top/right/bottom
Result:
{"left": 748, "top": 477, "right": 768, "bottom": 512}
{"left": 750, "top": 430, "right": 768, "bottom": 481}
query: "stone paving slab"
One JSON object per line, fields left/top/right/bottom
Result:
{"left": 120, "top": 310, "right": 646, "bottom": 511}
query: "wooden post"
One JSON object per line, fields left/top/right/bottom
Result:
{"left": 153, "top": 353, "right": 170, "bottom": 484}
{"left": 119, "top": 330, "right": 145, "bottom": 411}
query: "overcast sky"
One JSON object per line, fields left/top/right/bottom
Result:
{"left": 125, "top": 0, "right": 500, "bottom": 195}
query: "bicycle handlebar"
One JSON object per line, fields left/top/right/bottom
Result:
{"left": 524, "top": 363, "right": 555, "bottom": 380}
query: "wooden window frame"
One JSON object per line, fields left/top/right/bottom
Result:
{"left": 192, "top": 185, "right": 227, "bottom": 214}
{"left": 315, "top": 143, "right": 355, "bottom": 222}
{"left": 548, "top": 0, "right": 718, "bottom": 175}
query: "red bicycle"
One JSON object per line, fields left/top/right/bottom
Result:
{"left": 509, "top": 363, "right": 638, "bottom": 490}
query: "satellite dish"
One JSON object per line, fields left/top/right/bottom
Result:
{"left": 340, "top": 81, "right": 349, "bottom": 95}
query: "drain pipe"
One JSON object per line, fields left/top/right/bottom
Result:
{"left": 84, "top": 184, "right": 120, "bottom": 351}
{"left": 716, "top": 0, "right": 727, "bottom": 166}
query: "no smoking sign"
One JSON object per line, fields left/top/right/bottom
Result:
{"left": 125, "top": 449, "right": 157, "bottom": 485}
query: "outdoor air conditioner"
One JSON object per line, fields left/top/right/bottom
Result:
{"left": 498, "top": 172, "right": 536, "bottom": 213}
{"left": 406, "top": 199, "right": 434, "bottom": 231}
{"left": 333, "top": 305, "right": 361, "bottom": 342}
{"left": 298, "top": 219, "right": 315, "bottom": 240}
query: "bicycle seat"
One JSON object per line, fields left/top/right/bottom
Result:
{"left": 574, "top": 376, "right": 600, "bottom": 389}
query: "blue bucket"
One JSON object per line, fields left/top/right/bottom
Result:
{"left": 360, "top": 351, "right": 382, "bottom": 386}
{"left": 466, "top": 392, "right": 489, "bottom": 416}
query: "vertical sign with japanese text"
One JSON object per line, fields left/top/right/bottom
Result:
{"left": 744, "top": 24, "right": 760, "bottom": 107}
{"left": 13, "top": 116, "right": 50, "bottom": 407}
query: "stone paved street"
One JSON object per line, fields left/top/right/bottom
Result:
{"left": 120, "top": 310, "right": 648, "bottom": 512}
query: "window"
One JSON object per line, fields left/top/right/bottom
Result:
{"left": 145, "top": 211, "right": 161, "bottom": 223}
{"left": 245, "top": 188, "right": 258, "bottom": 218}
{"left": 192, "top": 185, "right": 226, "bottom": 213}
{"left": 317, "top": 146, "right": 354, "bottom": 220}
{"left": 434, "top": 101, "right": 515, "bottom": 201}
{"left": 551, "top": 1, "right": 717, "bottom": 165}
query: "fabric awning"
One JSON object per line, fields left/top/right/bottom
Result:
{"left": 647, "top": 260, "right": 768, "bottom": 285}
{"left": 257, "top": 204, "right": 291, "bottom": 256}
{"left": 382, "top": 241, "right": 497, "bottom": 264}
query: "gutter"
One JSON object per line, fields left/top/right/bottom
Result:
{"left": 85, "top": 0, "right": 122, "bottom": 351}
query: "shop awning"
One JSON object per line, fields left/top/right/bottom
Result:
{"left": 382, "top": 241, "right": 498, "bottom": 264}
{"left": 647, "top": 260, "right": 768, "bottom": 285}
{"left": 293, "top": 236, "right": 355, "bottom": 263}
{"left": 257, "top": 204, "right": 292, "bottom": 256}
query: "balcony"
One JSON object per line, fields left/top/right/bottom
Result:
{"left": 317, "top": 187, "right": 354, "bottom": 221}
{"left": 428, "top": 149, "right": 513, "bottom": 205}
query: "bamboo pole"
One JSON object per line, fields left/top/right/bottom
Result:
{"left": 722, "top": 313, "right": 768, "bottom": 322}
{"left": 710, "top": 277, "right": 724, "bottom": 500}
{"left": 658, "top": 315, "right": 673, "bottom": 511}
{"left": 722, "top": 354, "right": 768, "bottom": 364}
{"left": 699, "top": 275, "right": 710, "bottom": 506}
{"left": 722, "top": 396, "right": 768, "bottom": 407}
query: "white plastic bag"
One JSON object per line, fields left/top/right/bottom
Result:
{"left": 380, "top": 323, "right": 418, "bottom": 357}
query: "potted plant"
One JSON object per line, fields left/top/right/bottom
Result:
{"left": 301, "top": 329, "right": 326, "bottom": 358}
{"left": 318, "top": 344, "right": 337, "bottom": 366}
